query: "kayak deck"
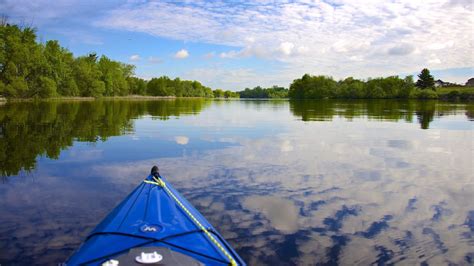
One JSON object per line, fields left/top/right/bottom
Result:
{"left": 67, "top": 170, "right": 245, "bottom": 265}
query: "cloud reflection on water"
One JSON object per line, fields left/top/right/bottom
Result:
{"left": 174, "top": 136, "right": 190, "bottom": 145}
{"left": 91, "top": 113, "right": 473, "bottom": 265}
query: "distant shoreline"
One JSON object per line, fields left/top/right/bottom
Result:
{"left": 1, "top": 96, "right": 473, "bottom": 103}
{"left": 2, "top": 87, "right": 474, "bottom": 102}
{"left": 3, "top": 95, "right": 181, "bottom": 102}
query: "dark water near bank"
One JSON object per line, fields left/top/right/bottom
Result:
{"left": 0, "top": 99, "right": 473, "bottom": 265}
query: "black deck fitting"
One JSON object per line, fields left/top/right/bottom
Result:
{"left": 151, "top": 165, "right": 160, "bottom": 177}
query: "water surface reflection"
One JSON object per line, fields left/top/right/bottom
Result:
{"left": 0, "top": 99, "right": 472, "bottom": 265}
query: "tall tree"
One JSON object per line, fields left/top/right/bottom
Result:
{"left": 98, "top": 55, "right": 132, "bottom": 96}
{"left": 416, "top": 68, "right": 435, "bottom": 90}
{"left": 147, "top": 76, "right": 172, "bottom": 96}
{"left": 73, "top": 54, "right": 105, "bottom": 97}
{"left": 43, "top": 40, "right": 78, "bottom": 96}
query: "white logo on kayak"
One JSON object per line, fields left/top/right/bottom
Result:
{"left": 140, "top": 225, "right": 161, "bottom": 233}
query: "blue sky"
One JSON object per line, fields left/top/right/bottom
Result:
{"left": 2, "top": 0, "right": 473, "bottom": 90}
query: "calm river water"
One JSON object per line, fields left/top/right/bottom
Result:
{"left": 0, "top": 99, "right": 473, "bottom": 265}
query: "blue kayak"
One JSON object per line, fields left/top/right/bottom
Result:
{"left": 67, "top": 166, "right": 245, "bottom": 265}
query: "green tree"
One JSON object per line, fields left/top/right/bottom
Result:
{"left": 266, "top": 86, "right": 288, "bottom": 98}
{"left": 147, "top": 76, "right": 173, "bottom": 96}
{"left": 416, "top": 68, "right": 435, "bottom": 90}
{"left": 289, "top": 74, "right": 336, "bottom": 99}
{"left": 0, "top": 22, "right": 220, "bottom": 99}
{"left": 127, "top": 77, "right": 147, "bottom": 95}
{"left": 0, "top": 24, "right": 37, "bottom": 97}
{"left": 37, "top": 76, "right": 57, "bottom": 97}
{"left": 98, "top": 56, "right": 132, "bottom": 96}
{"left": 73, "top": 54, "right": 105, "bottom": 97}
{"left": 224, "top": 90, "right": 239, "bottom": 98}
{"left": 399, "top": 76, "right": 415, "bottom": 98}
{"left": 238, "top": 86, "right": 288, "bottom": 98}
{"left": 213, "top": 89, "right": 225, "bottom": 98}
{"left": 336, "top": 77, "right": 366, "bottom": 98}
{"left": 43, "top": 40, "right": 78, "bottom": 96}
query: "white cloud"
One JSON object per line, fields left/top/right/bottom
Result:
{"left": 427, "top": 41, "right": 455, "bottom": 51}
{"left": 129, "top": 54, "right": 141, "bottom": 62}
{"left": 219, "top": 45, "right": 271, "bottom": 59}
{"left": 279, "top": 42, "right": 295, "bottom": 56}
{"left": 219, "top": 50, "right": 240, "bottom": 59}
{"left": 174, "top": 49, "right": 189, "bottom": 59}
{"left": 428, "top": 54, "right": 442, "bottom": 64}
{"left": 219, "top": 42, "right": 308, "bottom": 61}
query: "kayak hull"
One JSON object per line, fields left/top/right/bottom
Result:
{"left": 67, "top": 174, "right": 245, "bottom": 265}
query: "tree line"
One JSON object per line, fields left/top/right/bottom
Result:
{"left": 0, "top": 22, "right": 237, "bottom": 99}
{"left": 256, "top": 69, "right": 473, "bottom": 100}
{"left": 288, "top": 69, "right": 443, "bottom": 100}
{"left": 239, "top": 86, "right": 288, "bottom": 98}
{"left": 237, "top": 71, "right": 441, "bottom": 100}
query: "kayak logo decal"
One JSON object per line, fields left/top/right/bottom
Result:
{"left": 140, "top": 224, "right": 162, "bottom": 233}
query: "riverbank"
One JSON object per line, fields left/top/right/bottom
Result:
{"left": 3, "top": 95, "right": 180, "bottom": 102}
{"left": 1, "top": 87, "right": 473, "bottom": 102}
{"left": 436, "top": 86, "right": 474, "bottom": 101}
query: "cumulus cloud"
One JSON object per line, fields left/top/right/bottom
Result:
{"left": 129, "top": 54, "right": 141, "bottom": 62}
{"left": 174, "top": 49, "right": 189, "bottom": 59}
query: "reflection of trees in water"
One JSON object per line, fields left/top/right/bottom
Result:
{"left": 1, "top": 99, "right": 471, "bottom": 177}
{"left": 290, "top": 100, "right": 419, "bottom": 122}
{"left": 465, "top": 105, "right": 474, "bottom": 121}
{"left": 415, "top": 101, "right": 436, "bottom": 130}
{"left": 0, "top": 99, "right": 211, "bottom": 177}
{"left": 290, "top": 100, "right": 470, "bottom": 129}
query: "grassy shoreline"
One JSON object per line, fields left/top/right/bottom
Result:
{"left": 435, "top": 86, "right": 474, "bottom": 95}
{"left": 1, "top": 87, "right": 473, "bottom": 102}
{"left": 1, "top": 95, "right": 180, "bottom": 102}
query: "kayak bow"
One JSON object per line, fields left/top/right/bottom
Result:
{"left": 67, "top": 166, "right": 245, "bottom": 266}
